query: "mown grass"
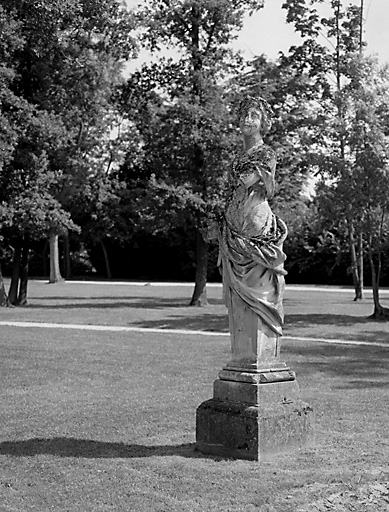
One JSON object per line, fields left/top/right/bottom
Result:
{"left": 0, "top": 281, "right": 388, "bottom": 511}
{"left": 1, "top": 280, "right": 389, "bottom": 342}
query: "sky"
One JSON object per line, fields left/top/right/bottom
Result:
{"left": 234, "top": 0, "right": 389, "bottom": 63}
{"left": 126, "top": 0, "right": 389, "bottom": 69}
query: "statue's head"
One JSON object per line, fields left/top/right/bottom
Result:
{"left": 237, "top": 95, "right": 274, "bottom": 135}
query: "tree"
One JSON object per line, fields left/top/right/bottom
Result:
{"left": 12, "top": 0, "right": 135, "bottom": 282}
{"left": 1, "top": 154, "right": 79, "bottom": 305}
{"left": 283, "top": 1, "right": 389, "bottom": 315}
{"left": 281, "top": 0, "right": 368, "bottom": 299}
{"left": 346, "top": 57, "right": 389, "bottom": 317}
{"left": 0, "top": 0, "right": 137, "bottom": 294}
{"left": 129, "top": 0, "right": 265, "bottom": 305}
{"left": 0, "top": 5, "right": 25, "bottom": 305}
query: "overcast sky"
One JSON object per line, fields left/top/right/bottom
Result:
{"left": 235, "top": 0, "right": 389, "bottom": 62}
{"left": 126, "top": 0, "right": 389, "bottom": 69}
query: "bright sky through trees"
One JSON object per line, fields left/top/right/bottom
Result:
{"left": 126, "top": 0, "right": 389, "bottom": 70}
{"left": 235, "top": 0, "right": 389, "bottom": 62}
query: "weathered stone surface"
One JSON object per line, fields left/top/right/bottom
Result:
{"left": 222, "top": 358, "right": 290, "bottom": 373}
{"left": 213, "top": 378, "right": 301, "bottom": 406}
{"left": 218, "top": 368, "right": 296, "bottom": 384}
{"left": 196, "top": 398, "right": 315, "bottom": 461}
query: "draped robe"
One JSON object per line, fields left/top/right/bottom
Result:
{"left": 218, "top": 143, "right": 287, "bottom": 340}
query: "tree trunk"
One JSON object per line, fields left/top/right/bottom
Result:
{"left": 348, "top": 219, "right": 362, "bottom": 301}
{"left": 367, "top": 233, "right": 389, "bottom": 319}
{"left": 335, "top": 3, "right": 363, "bottom": 302}
{"left": 0, "top": 261, "right": 10, "bottom": 307}
{"left": 49, "top": 233, "right": 64, "bottom": 283}
{"left": 100, "top": 240, "right": 112, "bottom": 279}
{"left": 8, "top": 238, "right": 23, "bottom": 305}
{"left": 359, "top": 0, "right": 364, "bottom": 53}
{"left": 188, "top": 6, "right": 208, "bottom": 307}
{"left": 190, "top": 229, "right": 209, "bottom": 306}
{"left": 354, "top": 231, "right": 364, "bottom": 300}
{"left": 17, "top": 235, "right": 30, "bottom": 306}
{"left": 358, "top": 232, "right": 364, "bottom": 295}
{"left": 63, "top": 233, "right": 72, "bottom": 279}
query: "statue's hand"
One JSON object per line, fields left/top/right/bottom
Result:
{"left": 242, "top": 171, "right": 259, "bottom": 188}
{"left": 240, "top": 163, "right": 261, "bottom": 188}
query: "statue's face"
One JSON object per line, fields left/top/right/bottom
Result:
{"left": 239, "top": 107, "right": 262, "bottom": 136}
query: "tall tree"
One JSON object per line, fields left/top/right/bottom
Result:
{"left": 282, "top": 0, "right": 367, "bottom": 299}
{"left": 0, "top": 0, "right": 137, "bottom": 296}
{"left": 131, "top": 0, "right": 265, "bottom": 305}
{"left": 0, "top": 5, "right": 25, "bottom": 305}
{"left": 283, "top": 0, "right": 389, "bottom": 314}
{"left": 346, "top": 56, "right": 389, "bottom": 317}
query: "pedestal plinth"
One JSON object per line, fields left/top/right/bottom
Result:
{"left": 196, "top": 366, "right": 314, "bottom": 461}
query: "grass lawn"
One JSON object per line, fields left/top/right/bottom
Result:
{"left": 0, "top": 281, "right": 388, "bottom": 511}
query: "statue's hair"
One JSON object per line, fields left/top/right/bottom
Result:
{"left": 237, "top": 95, "right": 274, "bottom": 134}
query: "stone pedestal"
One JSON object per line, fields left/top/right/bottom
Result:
{"left": 196, "top": 365, "right": 314, "bottom": 461}
{"left": 196, "top": 257, "right": 314, "bottom": 460}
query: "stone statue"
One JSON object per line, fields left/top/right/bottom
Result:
{"left": 217, "top": 95, "right": 288, "bottom": 372}
{"left": 196, "top": 96, "right": 314, "bottom": 461}
{"left": 196, "top": 95, "right": 314, "bottom": 461}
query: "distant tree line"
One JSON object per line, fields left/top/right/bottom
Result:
{"left": 1, "top": 0, "right": 389, "bottom": 317}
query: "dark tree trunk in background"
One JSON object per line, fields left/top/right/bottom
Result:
{"left": 17, "top": 235, "right": 30, "bottom": 305}
{"left": 368, "top": 232, "right": 389, "bottom": 319}
{"left": 0, "top": 262, "right": 10, "bottom": 306}
{"left": 190, "top": 229, "right": 209, "bottom": 306}
{"left": 100, "top": 240, "right": 112, "bottom": 279}
{"left": 355, "top": 232, "right": 364, "bottom": 300}
{"left": 348, "top": 220, "right": 363, "bottom": 301}
{"left": 8, "top": 235, "right": 30, "bottom": 306}
{"left": 8, "top": 237, "right": 23, "bottom": 305}
{"left": 63, "top": 234, "right": 72, "bottom": 279}
{"left": 49, "top": 233, "right": 64, "bottom": 283}
{"left": 188, "top": 5, "right": 209, "bottom": 307}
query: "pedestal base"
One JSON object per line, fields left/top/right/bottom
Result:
{"left": 196, "top": 371, "right": 314, "bottom": 461}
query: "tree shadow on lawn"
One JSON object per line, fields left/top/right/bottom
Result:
{"left": 131, "top": 313, "right": 388, "bottom": 339}
{"left": 286, "top": 313, "right": 376, "bottom": 327}
{"left": 133, "top": 313, "right": 230, "bottom": 332}
{"left": 26, "top": 297, "right": 224, "bottom": 309}
{"left": 287, "top": 343, "right": 389, "bottom": 389}
{"left": 0, "top": 438, "right": 205, "bottom": 459}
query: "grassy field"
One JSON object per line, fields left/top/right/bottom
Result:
{"left": 0, "top": 281, "right": 388, "bottom": 511}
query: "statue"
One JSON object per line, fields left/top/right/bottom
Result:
{"left": 196, "top": 95, "right": 314, "bottom": 461}
{"left": 217, "top": 95, "right": 288, "bottom": 371}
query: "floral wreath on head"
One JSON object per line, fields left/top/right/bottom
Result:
{"left": 237, "top": 95, "right": 274, "bottom": 126}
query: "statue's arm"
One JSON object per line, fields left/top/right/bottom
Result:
{"left": 242, "top": 152, "right": 276, "bottom": 196}
{"left": 241, "top": 167, "right": 260, "bottom": 188}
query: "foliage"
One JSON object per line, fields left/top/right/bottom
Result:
{"left": 120, "top": 0, "right": 266, "bottom": 304}
{"left": 281, "top": 0, "right": 389, "bottom": 312}
{"left": 0, "top": 0, "right": 137, "bottom": 301}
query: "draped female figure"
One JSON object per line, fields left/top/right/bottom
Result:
{"left": 218, "top": 96, "right": 287, "bottom": 371}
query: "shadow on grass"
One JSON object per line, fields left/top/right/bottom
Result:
{"left": 287, "top": 343, "right": 389, "bottom": 389}
{"left": 130, "top": 313, "right": 389, "bottom": 339}
{"left": 26, "top": 297, "right": 224, "bottom": 309}
{"left": 131, "top": 313, "right": 230, "bottom": 332}
{"left": 0, "top": 438, "right": 205, "bottom": 459}
{"left": 286, "top": 313, "right": 373, "bottom": 326}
